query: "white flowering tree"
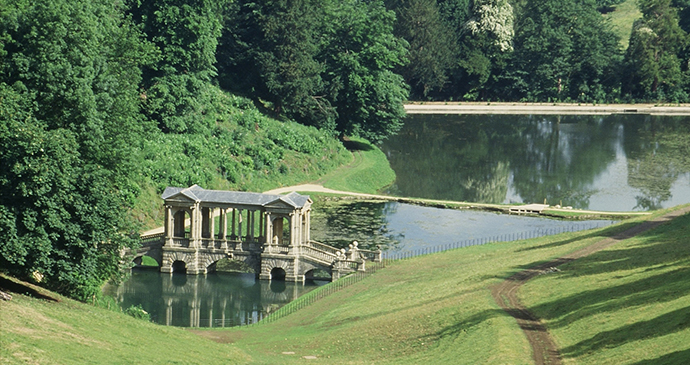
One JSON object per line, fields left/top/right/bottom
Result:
{"left": 456, "top": 0, "right": 514, "bottom": 100}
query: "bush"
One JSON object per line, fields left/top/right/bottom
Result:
{"left": 124, "top": 304, "right": 150, "bottom": 321}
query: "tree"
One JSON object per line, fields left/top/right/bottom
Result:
{"left": 504, "top": 0, "right": 622, "bottom": 102}
{"left": 0, "top": 0, "right": 147, "bottom": 300}
{"left": 456, "top": 0, "right": 515, "bottom": 100}
{"left": 220, "top": 0, "right": 409, "bottom": 142}
{"left": 623, "top": 0, "right": 688, "bottom": 100}
{"left": 129, "top": 0, "right": 228, "bottom": 133}
{"left": 321, "top": 0, "right": 410, "bottom": 143}
{"left": 392, "top": 0, "right": 458, "bottom": 99}
{"left": 219, "top": 0, "right": 336, "bottom": 132}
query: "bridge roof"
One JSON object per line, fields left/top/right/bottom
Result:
{"left": 162, "top": 185, "right": 310, "bottom": 209}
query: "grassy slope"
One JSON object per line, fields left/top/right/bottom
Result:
{"left": 319, "top": 136, "right": 396, "bottom": 194}
{"left": 605, "top": 0, "right": 642, "bottom": 49}
{"left": 0, "top": 290, "right": 249, "bottom": 364}
{"left": 521, "top": 207, "right": 690, "bottom": 364}
{"left": 196, "top": 214, "right": 667, "bottom": 364}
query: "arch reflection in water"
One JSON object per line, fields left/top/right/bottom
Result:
{"left": 106, "top": 271, "right": 325, "bottom": 327}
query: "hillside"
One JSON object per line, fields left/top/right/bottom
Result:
{"left": 131, "top": 89, "right": 352, "bottom": 229}
{"left": 4, "top": 207, "right": 690, "bottom": 364}
{"left": 605, "top": 0, "right": 643, "bottom": 49}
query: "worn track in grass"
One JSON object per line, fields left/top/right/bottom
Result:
{"left": 491, "top": 206, "right": 690, "bottom": 365}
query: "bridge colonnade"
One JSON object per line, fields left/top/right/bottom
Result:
{"left": 133, "top": 185, "right": 380, "bottom": 282}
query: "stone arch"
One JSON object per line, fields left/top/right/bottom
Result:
{"left": 270, "top": 267, "right": 286, "bottom": 281}
{"left": 163, "top": 251, "right": 193, "bottom": 273}
{"left": 200, "top": 253, "right": 231, "bottom": 273}
{"left": 262, "top": 258, "right": 291, "bottom": 281}
{"left": 171, "top": 260, "right": 187, "bottom": 273}
{"left": 133, "top": 254, "right": 161, "bottom": 268}
{"left": 304, "top": 268, "right": 331, "bottom": 281}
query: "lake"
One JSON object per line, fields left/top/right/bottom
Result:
{"left": 381, "top": 114, "right": 690, "bottom": 211}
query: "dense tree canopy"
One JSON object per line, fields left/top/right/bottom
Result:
{"left": 624, "top": 0, "right": 688, "bottom": 100}
{"left": 0, "top": 0, "right": 146, "bottom": 300}
{"left": 504, "top": 0, "right": 622, "bottom": 102}
{"left": 220, "top": 0, "right": 408, "bottom": 143}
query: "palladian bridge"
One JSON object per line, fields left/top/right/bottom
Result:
{"left": 133, "top": 185, "right": 381, "bottom": 282}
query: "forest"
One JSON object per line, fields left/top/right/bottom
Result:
{"left": 1, "top": 0, "right": 689, "bottom": 300}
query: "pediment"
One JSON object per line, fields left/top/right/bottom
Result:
{"left": 264, "top": 198, "right": 296, "bottom": 211}
{"left": 164, "top": 192, "right": 197, "bottom": 204}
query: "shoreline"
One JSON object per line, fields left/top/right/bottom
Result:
{"left": 404, "top": 102, "right": 690, "bottom": 115}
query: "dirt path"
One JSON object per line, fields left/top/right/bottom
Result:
{"left": 491, "top": 205, "right": 690, "bottom": 365}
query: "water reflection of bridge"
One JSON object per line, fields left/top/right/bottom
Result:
{"left": 113, "top": 272, "right": 321, "bottom": 327}
{"left": 133, "top": 185, "right": 381, "bottom": 282}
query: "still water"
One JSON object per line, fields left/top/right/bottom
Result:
{"left": 103, "top": 271, "right": 327, "bottom": 327}
{"left": 309, "top": 200, "right": 611, "bottom": 253}
{"left": 381, "top": 114, "right": 690, "bottom": 211}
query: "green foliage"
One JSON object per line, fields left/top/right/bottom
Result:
{"left": 392, "top": 0, "right": 458, "bottom": 98}
{"left": 215, "top": 258, "right": 255, "bottom": 273}
{"left": 504, "top": 0, "right": 622, "bottom": 102}
{"left": 623, "top": 0, "right": 689, "bottom": 100}
{"left": 130, "top": 0, "right": 228, "bottom": 133}
{"left": 323, "top": 1, "right": 409, "bottom": 143}
{"left": 0, "top": 0, "right": 145, "bottom": 301}
{"left": 137, "top": 88, "right": 348, "bottom": 196}
{"left": 123, "top": 304, "right": 151, "bottom": 321}
{"left": 220, "top": 0, "right": 409, "bottom": 143}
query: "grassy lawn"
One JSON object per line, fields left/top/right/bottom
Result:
{"left": 319, "top": 137, "right": 396, "bottom": 194}
{"left": 521, "top": 207, "right": 690, "bottom": 364}
{"left": 0, "top": 287, "right": 250, "bottom": 364}
{"left": 605, "top": 0, "right": 642, "bottom": 49}
{"left": 196, "top": 215, "right": 656, "bottom": 364}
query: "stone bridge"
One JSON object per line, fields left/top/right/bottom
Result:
{"left": 131, "top": 185, "right": 381, "bottom": 282}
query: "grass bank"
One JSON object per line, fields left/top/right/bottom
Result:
{"left": 0, "top": 275, "right": 249, "bottom": 364}
{"left": 318, "top": 136, "right": 396, "bottom": 194}
{"left": 521, "top": 205, "right": 690, "bottom": 364}
{"left": 194, "top": 211, "right": 680, "bottom": 364}
{"left": 605, "top": 0, "right": 642, "bottom": 49}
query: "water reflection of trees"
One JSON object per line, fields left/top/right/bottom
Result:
{"left": 625, "top": 116, "right": 690, "bottom": 210}
{"left": 382, "top": 114, "right": 690, "bottom": 210}
{"left": 382, "top": 115, "right": 518, "bottom": 203}
{"left": 383, "top": 114, "right": 623, "bottom": 208}
{"left": 309, "top": 200, "right": 403, "bottom": 250}
{"left": 509, "top": 115, "right": 620, "bottom": 209}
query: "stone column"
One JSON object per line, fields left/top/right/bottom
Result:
{"left": 258, "top": 211, "right": 264, "bottom": 241}
{"left": 220, "top": 208, "right": 228, "bottom": 249}
{"left": 165, "top": 205, "right": 173, "bottom": 246}
{"left": 190, "top": 204, "right": 199, "bottom": 248}
{"left": 209, "top": 207, "right": 216, "bottom": 243}
{"left": 306, "top": 209, "right": 311, "bottom": 243}
{"left": 288, "top": 213, "right": 296, "bottom": 255}
{"left": 249, "top": 210, "right": 255, "bottom": 242}
{"left": 231, "top": 209, "right": 236, "bottom": 240}
{"left": 264, "top": 213, "right": 273, "bottom": 252}
{"left": 236, "top": 209, "right": 243, "bottom": 252}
